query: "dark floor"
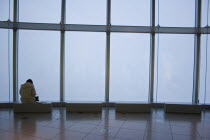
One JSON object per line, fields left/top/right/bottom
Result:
{"left": 0, "top": 107, "right": 210, "bottom": 140}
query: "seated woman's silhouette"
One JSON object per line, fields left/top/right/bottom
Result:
{"left": 19, "top": 79, "right": 37, "bottom": 103}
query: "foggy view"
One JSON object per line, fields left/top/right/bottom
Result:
{"left": 0, "top": 0, "right": 210, "bottom": 104}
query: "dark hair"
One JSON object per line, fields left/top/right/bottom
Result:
{"left": 26, "top": 79, "right": 33, "bottom": 84}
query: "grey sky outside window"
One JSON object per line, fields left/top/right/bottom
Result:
{"left": 154, "top": 34, "right": 194, "bottom": 103}
{"left": 110, "top": 33, "right": 150, "bottom": 102}
{"left": 199, "top": 35, "right": 210, "bottom": 104}
{"left": 0, "top": 0, "right": 209, "bottom": 103}
{"left": 18, "top": 30, "right": 60, "bottom": 101}
{"left": 155, "top": 0, "right": 195, "bottom": 27}
{"left": 201, "top": 0, "right": 210, "bottom": 27}
{"left": 66, "top": 0, "right": 106, "bottom": 25}
{"left": 65, "top": 32, "right": 106, "bottom": 101}
{"left": 0, "top": 29, "right": 13, "bottom": 102}
{"left": 0, "top": 0, "right": 13, "bottom": 21}
{"left": 0, "top": 0, "right": 9, "bottom": 21}
{"left": 19, "top": 0, "right": 61, "bottom": 23}
{"left": 111, "top": 0, "right": 150, "bottom": 26}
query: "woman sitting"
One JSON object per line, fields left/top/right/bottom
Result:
{"left": 19, "top": 79, "right": 37, "bottom": 103}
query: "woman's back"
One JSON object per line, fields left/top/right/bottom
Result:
{"left": 20, "top": 82, "right": 36, "bottom": 103}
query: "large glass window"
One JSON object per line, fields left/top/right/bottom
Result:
{"left": 0, "top": 0, "right": 205, "bottom": 104}
{"left": 0, "top": 29, "right": 13, "bottom": 102}
{"left": 111, "top": 0, "right": 150, "bottom": 26}
{"left": 66, "top": 0, "right": 106, "bottom": 25}
{"left": 0, "top": 0, "right": 13, "bottom": 21}
{"left": 19, "top": 0, "right": 61, "bottom": 23}
{"left": 154, "top": 34, "right": 194, "bottom": 103}
{"left": 110, "top": 33, "right": 150, "bottom": 102}
{"left": 199, "top": 35, "right": 210, "bottom": 104}
{"left": 65, "top": 32, "right": 106, "bottom": 101}
{"left": 155, "top": 0, "right": 195, "bottom": 27}
{"left": 18, "top": 30, "right": 60, "bottom": 101}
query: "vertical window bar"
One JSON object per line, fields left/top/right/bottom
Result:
{"left": 13, "top": 0, "right": 19, "bottom": 102}
{"left": 105, "top": 0, "right": 111, "bottom": 102}
{"left": 193, "top": 0, "right": 202, "bottom": 104}
{"left": 149, "top": 0, "right": 155, "bottom": 103}
{"left": 8, "top": 0, "right": 11, "bottom": 102}
{"left": 60, "top": 0, "right": 66, "bottom": 102}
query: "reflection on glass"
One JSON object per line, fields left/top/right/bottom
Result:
{"left": 0, "top": 29, "right": 13, "bottom": 102}
{"left": 199, "top": 35, "right": 210, "bottom": 104}
{"left": 202, "top": 0, "right": 210, "bottom": 27}
{"left": 18, "top": 30, "right": 60, "bottom": 101}
{"left": 110, "top": 33, "right": 150, "bottom": 102}
{"left": 65, "top": 32, "right": 105, "bottom": 101}
{"left": 19, "top": 0, "right": 61, "bottom": 23}
{"left": 66, "top": 0, "right": 106, "bottom": 25}
{"left": 0, "top": 0, "right": 13, "bottom": 21}
{"left": 154, "top": 34, "right": 194, "bottom": 103}
{"left": 111, "top": 0, "right": 150, "bottom": 26}
{"left": 155, "top": 0, "right": 195, "bottom": 27}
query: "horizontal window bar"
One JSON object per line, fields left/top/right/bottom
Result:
{"left": 0, "top": 21, "right": 210, "bottom": 34}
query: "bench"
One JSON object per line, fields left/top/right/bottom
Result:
{"left": 66, "top": 102, "right": 102, "bottom": 113}
{"left": 14, "top": 103, "right": 52, "bottom": 113}
{"left": 116, "top": 102, "right": 151, "bottom": 113}
{"left": 164, "top": 103, "right": 202, "bottom": 114}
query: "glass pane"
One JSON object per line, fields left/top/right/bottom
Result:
{"left": 19, "top": 0, "right": 61, "bottom": 23}
{"left": 18, "top": 30, "right": 60, "bottom": 101}
{"left": 110, "top": 33, "right": 150, "bottom": 102}
{"left": 111, "top": 0, "right": 150, "bottom": 26}
{"left": 202, "top": 0, "right": 210, "bottom": 27}
{"left": 199, "top": 35, "right": 210, "bottom": 104}
{"left": 155, "top": 0, "right": 195, "bottom": 27}
{"left": 154, "top": 34, "right": 194, "bottom": 103}
{"left": 0, "top": 0, "right": 13, "bottom": 21}
{"left": 0, "top": 29, "right": 13, "bottom": 102}
{"left": 65, "top": 32, "right": 105, "bottom": 101}
{"left": 66, "top": 0, "right": 106, "bottom": 25}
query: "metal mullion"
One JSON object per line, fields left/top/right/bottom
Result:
{"left": 105, "top": 0, "right": 111, "bottom": 102}
{"left": 150, "top": 0, "right": 155, "bottom": 27}
{"left": 149, "top": 0, "right": 155, "bottom": 103}
{"left": 61, "top": 0, "right": 66, "bottom": 24}
{"left": 193, "top": 0, "right": 202, "bottom": 104}
{"left": 60, "top": 31, "right": 65, "bottom": 102}
{"left": 149, "top": 34, "right": 155, "bottom": 103}
{"left": 13, "top": 29, "right": 18, "bottom": 102}
{"left": 107, "top": 0, "right": 111, "bottom": 26}
{"left": 13, "top": 0, "right": 19, "bottom": 102}
{"left": 105, "top": 32, "right": 110, "bottom": 102}
{"left": 60, "top": 0, "right": 66, "bottom": 102}
{"left": 1, "top": 22, "right": 210, "bottom": 34}
{"left": 193, "top": 34, "right": 201, "bottom": 104}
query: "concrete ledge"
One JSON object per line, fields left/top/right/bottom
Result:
{"left": 152, "top": 103, "right": 165, "bottom": 108}
{"left": 203, "top": 104, "right": 210, "bottom": 110}
{"left": 0, "top": 103, "right": 13, "bottom": 108}
{"left": 116, "top": 103, "right": 151, "bottom": 113}
{"left": 52, "top": 102, "right": 66, "bottom": 107}
{"left": 165, "top": 103, "right": 202, "bottom": 114}
{"left": 102, "top": 102, "right": 115, "bottom": 107}
{"left": 66, "top": 102, "right": 102, "bottom": 113}
{"left": 14, "top": 103, "right": 52, "bottom": 113}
